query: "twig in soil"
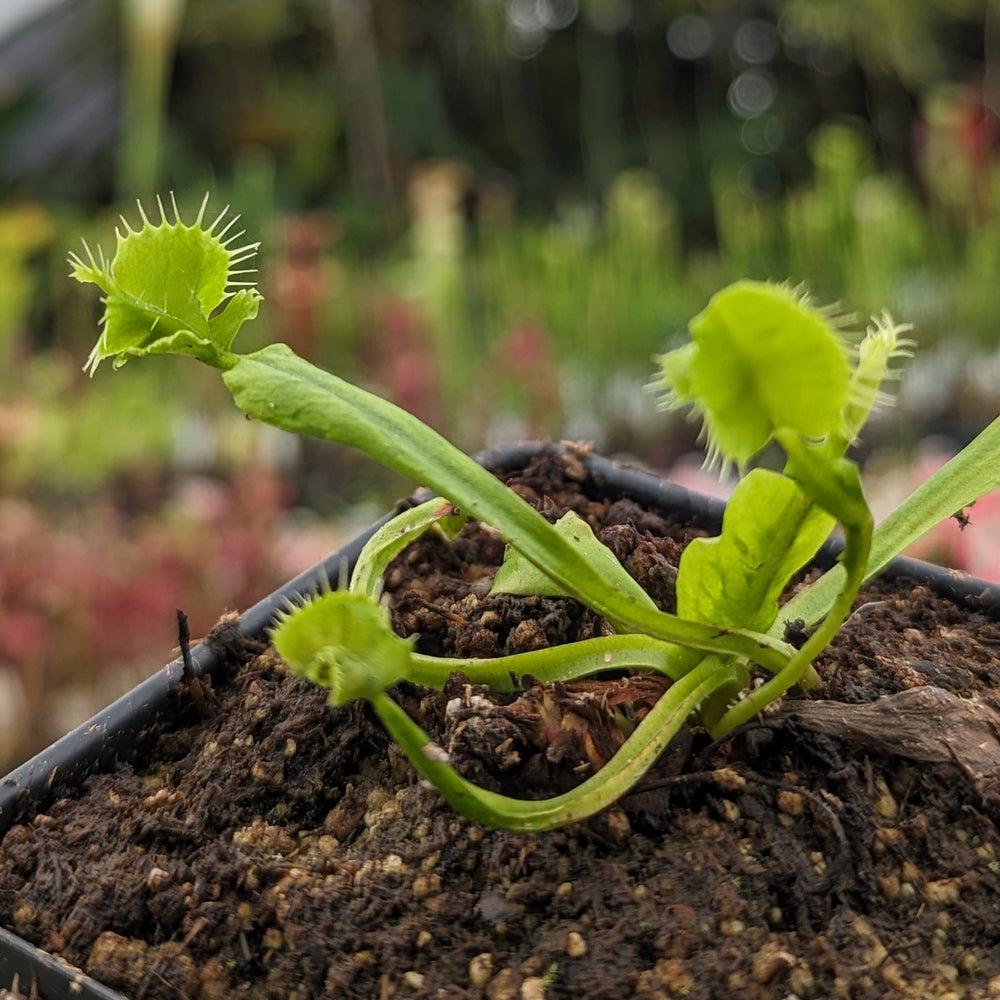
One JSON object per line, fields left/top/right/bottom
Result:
{"left": 841, "top": 601, "right": 887, "bottom": 626}
{"left": 742, "top": 773, "right": 850, "bottom": 893}
{"left": 176, "top": 609, "right": 216, "bottom": 720}
{"left": 400, "top": 593, "right": 472, "bottom": 627}
{"left": 771, "top": 686, "right": 1000, "bottom": 778}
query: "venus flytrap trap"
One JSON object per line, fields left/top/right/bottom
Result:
{"left": 73, "top": 196, "right": 1000, "bottom": 831}
{"left": 69, "top": 193, "right": 262, "bottom": 373}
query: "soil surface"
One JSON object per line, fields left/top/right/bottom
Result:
{"left": 3, "top": 448, "right": 1000, "bottom": 999}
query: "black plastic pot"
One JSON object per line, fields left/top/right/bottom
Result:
{"left": 2, "top": 442, "right": 999, "bottom": 999}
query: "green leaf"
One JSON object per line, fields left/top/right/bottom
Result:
{"left": 350, "top": 498, "right": 466, "bottom": 601}
{"left": 677, "top": 468, "right": 834, "bottom": 633}
{"left": 69, "top": 193, "right": 261, "bottom": 373}
{"left": 713, "top": 441, "right": 873, "bottom": 735}
{"left": 490, "top": 510, "right": 659, "bottom": 628}
{"left": 657, "top": 281, "right": 851, "bottom": 467}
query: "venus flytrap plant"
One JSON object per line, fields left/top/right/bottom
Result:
{"left": 74, "top": 198, "right": 796, "bottom": 667}
{"left": 656, "top": 288, "right": 915, "bottom": 734}
{"left": 72, "top": 196, "right": 1000, "bottom": 830}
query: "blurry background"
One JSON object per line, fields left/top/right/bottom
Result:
{"left": 2, "top": 0, "right": 1000, "bottom": 768}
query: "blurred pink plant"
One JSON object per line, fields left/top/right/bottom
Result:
{"left": 363, "top": 296, "right": 442, "bottom": 428}
{"left": 0, "top": 466, "right": 339, "bottom": 768}
{"left": 268, "top": 213, "right": 340, "bottom": 360}
{"left": 488, "top": 321, "right": 561, "bottom": 438}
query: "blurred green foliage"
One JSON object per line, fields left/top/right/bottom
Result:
{"left": 3, "top": 0, "right": 1000, "bottom": 500}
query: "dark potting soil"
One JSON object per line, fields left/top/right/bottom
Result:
{"left": 3, "top": 449, "right": 1000, "bottom": 1000}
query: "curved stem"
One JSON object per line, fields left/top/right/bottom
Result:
{"left": 407, "top": 632, "right": 694, "bottom": 691}
{"left": 350, "top": 497, "right": 464, "bottom": 600}
{"left": 371, "top": 654, "right": 739, "bottom": 831}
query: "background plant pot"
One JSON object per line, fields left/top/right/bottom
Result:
{"left": 2, "top": 442, "right": 999, "bottom": 999}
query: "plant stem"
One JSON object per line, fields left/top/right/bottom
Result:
{"left": 777, "top": 413, "right": 1000, "bottom": 630}
{"left": 711, "top": 432, "right": 873, "bottom": 734}
{"left": 407, "top": 632, "right": 694, "bottom": 691}
{"left": 370, "top": 654, "right": 739, "bottom": 831}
